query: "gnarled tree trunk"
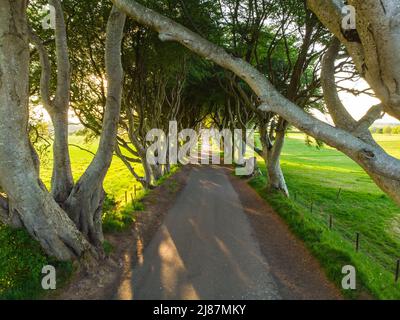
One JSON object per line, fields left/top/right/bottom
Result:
{"left": 266, "top": 124, "right": 289, "bottom": 196}
{"left": 0, "top": 0, "right": 93, "bottom": 261}
{"left": 64, "top": 6, "right": 126, "bottom": 249}
{"left": 259, "top": 119, "right": 289, "bottom": 196}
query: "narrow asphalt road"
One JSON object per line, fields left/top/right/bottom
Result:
{"left": 129, "top": 165, "right": 340, "bottom": 300}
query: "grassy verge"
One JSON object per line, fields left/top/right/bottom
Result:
{"left": 249, "top": 133, "right": 400, "bottom": 299}
{"left": 0, "top": 226, "right": 73, "bottom": 300}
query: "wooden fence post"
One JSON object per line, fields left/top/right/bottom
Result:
{"left": 337, "top": 188, "right": 342, "bottom": 200}
{"left": 356, "top": 232, "right": 360, "bottom": 252}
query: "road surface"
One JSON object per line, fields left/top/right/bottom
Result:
{"left": 129, "top": 165, "right": 340, "bottom": 300}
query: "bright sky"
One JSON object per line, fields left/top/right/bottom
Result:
{"left": 314, "top": 77, "right": 400, "bottom": 125}
{"left": 340, "top": 78, "right": 399, "bottom": 124}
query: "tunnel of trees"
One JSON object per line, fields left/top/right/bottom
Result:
{"left": 1, "top": 0, "right": 400, "bottom": 263}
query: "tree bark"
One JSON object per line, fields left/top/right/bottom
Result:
{"left": 112, "top": 0, "right": 400, "bottom": 206}
{"left": 29, "top": 0, "right": 74, "bottom": 203}
{"left": 259, "top": 119, "right": 289, "bottom": 196}
{"left": 64, "top": 6, "right": 126, "bottom": 248}
{"left": 0, "top": 0, "right": 94, "bottom": 261}
{"left": 266, "top": 122, "right": 289, "bottom": 196}
{"left": 49, "top": 0, "right": 74, "bottom": 202}
{"left": 50, "top": 111, "right": 74, "bottom": 202}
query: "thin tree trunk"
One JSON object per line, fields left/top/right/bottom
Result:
{"left": 51, "top": 111, "right": 74, "bottom": 203}
{"left": 50, "top": 0, "right": 74, "bottom": 202}
{"left": 130, "top": 134, "right": 155, "bottom": 188}
{"left": 266, "top": 126, "right": 289, "bottom": 196}
{"left": 114, "top": 144, "right": 148, "bottom": 189}
{"left": 259, "top": 120, "right": 289, "bottom": 196}
{"left": 141, "top": 151, "right": 154, "bottom": 188}
{"left": 64, "top": 6, "right": 126, "bottom": 248}
{"left": 29, "top": 0, "right": 74, "bottom": 203}
{"left": 151, "top": 164, "right": 163, "bottom": 181}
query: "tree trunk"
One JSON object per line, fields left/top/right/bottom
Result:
{"left": 143, "top": 155, "right": 154, "bottom": 188}
{"left": 51, "top": 111, "right": 74, "bottom": 202}
{"left": 64, "top": 178, "right": 106, "bottom": 248}
{"left": 0, "top": 0, "right": 93, "bottom": 261}
{"left": 50, "top": 0, "right": 73, "bottom": 202}
{"left": 64, "top": 6, "right": 126, "bottom": 248}
{"left": 151, "top": 164, "right": 163, "bottom": 181}
{"left": 130, "top": 135, "right": 156, "bottom": 188}
{"left": 259, "top": 121, "right": 289, "bottom": 197}
{"left": 266, "top": 127, "right": 289, "bottom": 197}
{"left": 29, "top": 0, "right": 74, "bottom": 203}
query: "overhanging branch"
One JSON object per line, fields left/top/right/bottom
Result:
{"left": 112, "top": 0, "right": 400, "bottom": 188}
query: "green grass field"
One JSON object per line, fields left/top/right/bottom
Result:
{"left": 251, "top": 133, "right": 400, "bottom": 299}
{"left": 40, "top": 136, "right": 145, "bottom": 203}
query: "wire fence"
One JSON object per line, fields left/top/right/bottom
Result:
{"left": 123, "top": 184, "right": 143, "bottom": 205}
{"left": 291, "top": 188, "right": 400, "bottom": 284}
{"left": 123, "top": 177, "right": 400, "bottom": 285}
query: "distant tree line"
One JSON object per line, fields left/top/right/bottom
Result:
{"left": 370, "top": 126, "right": 400, "bottom": 134}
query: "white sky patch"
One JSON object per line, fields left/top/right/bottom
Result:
{"left": 312, "top": 77, "right": 399, "bottom": 125}
{"left": 33, "top": 105, "right": 79, "bottom": 124}
{"left": 338, "top": 78, "right": 399, "bottom": 124}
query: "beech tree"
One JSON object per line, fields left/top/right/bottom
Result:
{"left": 110, "top": 0, "right": 400, "bottom": 205}
{"left": 60, "top": 0, "right": 216, "bottom": 189}
{"left": 212, "top": 0, "right": 327, "bottom": 196}
{"left": 0, "top": 0, "right": 126, "bottom": 260}
{"left": 1, "top": 0, "right": 214, "bottom": 260}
